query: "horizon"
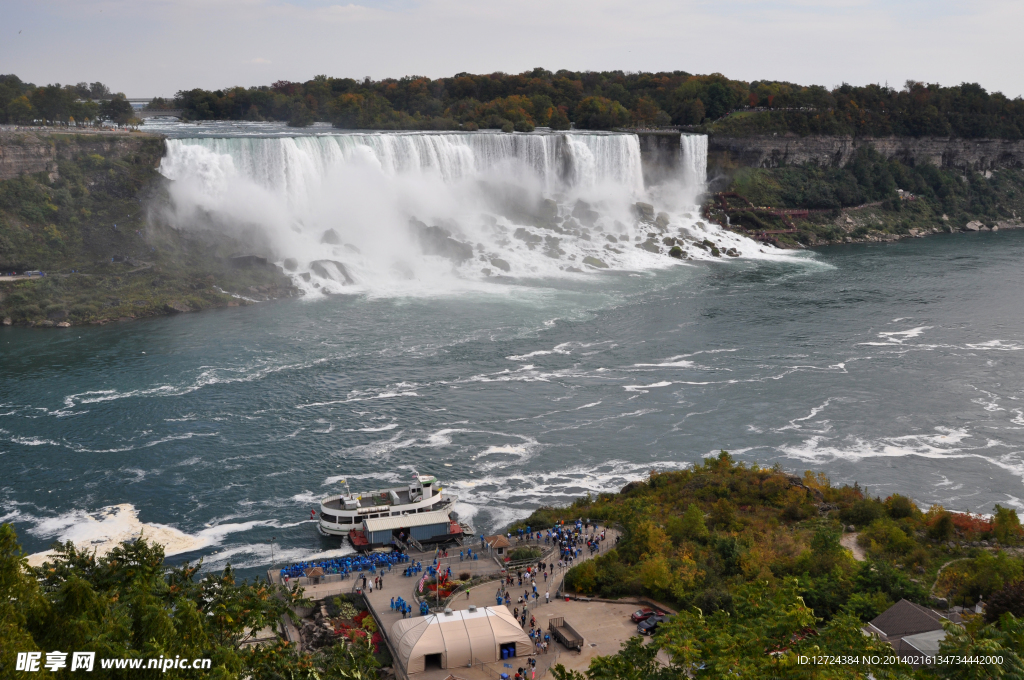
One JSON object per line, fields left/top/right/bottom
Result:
{"left": 3, "top": 0, "right": 1023, "bottom": 99}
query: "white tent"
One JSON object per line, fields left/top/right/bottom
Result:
{"left": 391, "top": 606, "right": 533, "bottom": 674}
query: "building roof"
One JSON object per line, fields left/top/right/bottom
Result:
{"left": 484, "top": 535, "right": 511, "bottom": 549}
{"left": 363, "top": 509, "right": 452, "bottom": 533}
{"left": 303, "top": 566, "right": 324, "bottom": 578}
{"left": 899, "top": 629, "right": 947, "bottom": 656}
{"left": 868, "top": 599, "right": 946, "bottom": 639}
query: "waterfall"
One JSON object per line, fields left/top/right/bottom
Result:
{"left": 162, "top": 132, "right": 645, "bottom": 201}
{"left": 157, "top": 129, "right": 755, "bottom": 296}
{"left": 680, "top": 134, "right": 708, "bottom": 191}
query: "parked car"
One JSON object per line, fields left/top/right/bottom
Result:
{"left": 630, "top": 607, "right": 665, "bottom": 623}
{"left": 637, "top": 615, "right": 669, "bottom": 635}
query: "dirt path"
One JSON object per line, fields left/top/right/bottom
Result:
{"left": 841, "top": 532, "right": 866, "bottom": 561}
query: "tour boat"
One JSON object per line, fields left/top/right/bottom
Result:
{"left": 317, "top": 472, "right": 458, "bottom": 547}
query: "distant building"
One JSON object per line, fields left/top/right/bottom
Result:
{"left": 864, "top": 599, "right": 958, "bottom": 664}
{"left": 484, "top": 534, "right": 511, "bottom": 558}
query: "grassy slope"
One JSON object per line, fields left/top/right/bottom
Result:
{"left": 0, "top": 132, "right": 298, "bottom": 326}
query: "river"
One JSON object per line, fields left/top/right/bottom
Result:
{"left": 1, "top": 123, "right": 1022, "bottom": 577}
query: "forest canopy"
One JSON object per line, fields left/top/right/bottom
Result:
{"left": 4, "top": 70, "right": 1024, "bottom": 137}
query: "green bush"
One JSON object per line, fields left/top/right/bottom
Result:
{"left": 508, "top": 547, "right": 541, "bottom": 561}
{"left": 841, "top": 498, "right": 885, "bottom": 527}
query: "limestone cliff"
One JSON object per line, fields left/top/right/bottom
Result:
{"left": 708, "top": 134, "right": 1024, "bottom": 171}
{"left": 0, "top": 129, "right": 162, "bottom": 181}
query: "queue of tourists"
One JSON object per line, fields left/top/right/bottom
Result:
{"left": 279, "top": 551, "right": 408, "bottom": 580}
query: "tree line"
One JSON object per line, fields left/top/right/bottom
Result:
{"left": 4, "top": 69, "right": 1024, "bottom": 137}
{"left": 165, "top": 69, "right": 1022, "bottom": 137}
{"left": 0, "top": 75, "right": 137, "bottom": 127}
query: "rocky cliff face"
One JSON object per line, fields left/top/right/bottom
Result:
{"left": 0, "top": 130, "right": 161, "bottom": 181}
{"left": 708, "top": 134, "right": 1024, "bottom": 171}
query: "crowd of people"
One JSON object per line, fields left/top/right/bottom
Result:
{"left": 278, "top": 551, "right": 408, "bottom": 580}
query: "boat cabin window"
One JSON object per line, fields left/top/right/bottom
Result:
{"left": 340, "top": 517, "right": 353, "bottom": 524}
{"left": 321, "top": 513, "right": 338, "bottom": 523}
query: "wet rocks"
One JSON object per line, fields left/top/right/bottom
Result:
{"left": 412, "top": 221, "right": 474, "bottom": 262}
{"left": 726, "top": 248, "right": 739, "bottom": 257}
{"left": 582, "top": 256, "right": 608, "bottom": 269}
{"left": 490, "top": 258, "right": 511, "bottom": 273}
{"left": 320, "top": 228, "right": 343, "bottom": 245}
{"left": 637, "top": 239, "right": 660, "bottom": 253}
{"left": 655, "top": 212, "right": 670, "bottom": 230}
{"left": 572, "top": 200, "right": 600, "bottom": 227}
{"left": 964, "top": 220, "right": 984, "bottom": 231}
{"left": 310, "top": 260, "right": 355, "bottom": 284}
{"left": 513, "top": 228, "right": 543, "bottom": 246}
{"left": 164, "top": 301, "right": 192, "bottom": 313}
{"left": 282, "top": 258, "right": 298, "bottom": 271}
{"left": 669, "top": 245, "right": 684, "bottom": 259}
{"left": 633, "top": 202, "right": 655, "bottom": 222}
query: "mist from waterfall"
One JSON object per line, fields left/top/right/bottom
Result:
{"left": 156, "top": 128, "right": 771, "bottom": 296}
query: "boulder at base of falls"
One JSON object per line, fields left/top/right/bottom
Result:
{"left": 282, "top": 258, "right": 298, "bottom": 271}
{"left": 229, "top": 255, "right": 270, "bottom": 268}
{"left": 726, "top": 248, "right": 739, "bottom": 257}
{"left": 513, "top": 227, "right": 543, "bottom": 245}
{"left": 490, "top": 258, "right": 511, "bottom": 273}
{"left": 662, "top": 236, "right": 676, "bottom": 246}
{"left": 310, "top": 260, "right": 355, "bottom": 284}
{"left": 669, "top": 245, "right": 684, "bottom": 259}
{"left": 572, "top": 200, "right": 600, "bottom": 227}
{"left": 164, "top": 301, "right": 192, "bottom": 313}
{"left": 633, "top": 202, "right": 655, "bottom": 222}
{"left": 655, "top": 212, "right": 670, "bottom": 229}
{"left": 412, "top": 222, "right": 474, "bottom": 262}
{"left": 637, "top": 239, "right": 661, "bottom": 253}
{"left": 964, "top": 220, "right": 984, "bottom": 231}
{"left": 320, "top": 228, "right": 343, "bottom": 245}
{"left": 582, "top": 256, "right": 608, "bottom": 269}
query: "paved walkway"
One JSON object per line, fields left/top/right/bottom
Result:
{"left": 358, "top": 527, "right": 619, "bottom": 678}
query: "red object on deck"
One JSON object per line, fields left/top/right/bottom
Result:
{"left": 349, "top": 530, "right": 369, "bottom": 547}
{"left": 449, "top": 522, "right": 463, "bottom": 535}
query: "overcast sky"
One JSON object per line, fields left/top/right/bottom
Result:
{"left": 3, "top": 0, "right": 1023, "bottom": 98}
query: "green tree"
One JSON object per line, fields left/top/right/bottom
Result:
{"left": 574, "top": 96, "right": 630, "bottom": 130}
{"left": 100, "top": 95, "right": 135, "bottom": 126}
{"left": 993, "top": 505, "right": 1022, "bottom": 545}
{"left": 658, "top": 580, "right": 898, "bottom": 679}
{"left": 7, "top": 95, "right": 33, "bottom": 123}
{"left": 935, "top": 617, "right": 1024, "bottom": 679}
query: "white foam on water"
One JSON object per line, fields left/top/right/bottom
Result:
{"left": 623, "top": 381, "right": 674, "bottom": 393}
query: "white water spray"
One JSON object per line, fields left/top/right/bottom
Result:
{"left": 157, "top": 130, "right": 770, "bottom": 296}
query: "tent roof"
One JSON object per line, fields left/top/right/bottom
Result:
{"left": 364, "top": 509, "right": 452, "bottom": 533}
{"left": 391, "top": 606, "right": 531, "bottom": 668}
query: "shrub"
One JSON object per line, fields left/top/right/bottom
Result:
{"left": 508, "top": 547, "right": 541, "bottom": 561}
{"left": 884, "top": 494, "right": 917, "bottom": 519}
{"left": 841, "top": 591, "right": 893, "bottom": 621}
{"left": 927, "top": 511, "right": 955, "bottom": 541}
{"left": 859, "top": 518, "right": 915, "bottom": 557}
{"left": 841, "top": 499, "right": 885, "bottom": 527}
{"left": 985, "top": 578, "right": 1024, "bottom": 623}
